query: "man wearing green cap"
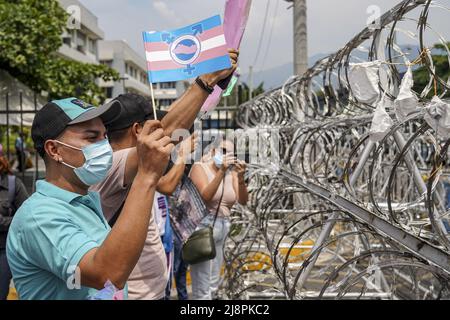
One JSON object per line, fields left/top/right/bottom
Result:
{"left": 6, "top": 98, "right": 174, "bottom": 300}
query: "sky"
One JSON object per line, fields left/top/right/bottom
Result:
{"left": 79, "top": 0, "right": 450, "bottom": 75}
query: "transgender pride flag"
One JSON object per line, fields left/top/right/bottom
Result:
{"left": 143, "top": 15, "right": 231, "bottom": 83}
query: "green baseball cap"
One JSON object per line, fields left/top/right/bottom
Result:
{"left": 32, "top": 97, "right": 121, "bottom": 157}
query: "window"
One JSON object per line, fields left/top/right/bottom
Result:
{"left": 62, "top": 29, "right": 72, "bottom": 46}
{"left": 160, "top": 82, "right": 176, "bottom": 89}
{"left": 77, "top": 31, "right": 86, "bottom": 45}
{"left": 141, "top": 73, "right": 147, "bottom": 84}
{"left": 101, "top": 60, "right": 113, "bottom": 67}
{"left": 105, "top": 87, "right": 113, "bottom": 99}
{"left": 62, "top": 36, "right": 71, "bottom": 46}
{"left": 76, "top": 31, "right": 86, "bottom": 53}
{"left": 128, "top": 65, "right": 137, "bottom": 78}
{"left": 70, "top": 30, "right": 76, "bottom": 48}
{"left": 88, "top": 38, "right": 97, "bottom": 55}
{"left": 158, "top": 99, "right": 176, "bottom": 107}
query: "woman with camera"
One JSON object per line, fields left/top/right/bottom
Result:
{"left": 189, "top": 139, "right": 248, "bottom": 300}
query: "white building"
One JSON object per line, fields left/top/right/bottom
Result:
{"left": 152, "top": 81, "right": 188, "bottom": 110}
{"left": 57, "top": 1, "right": 187, "bottom": 106}
{"left": 98, "top": 40, "right": 187, "bottom": 105}
{"left": 98, "top": 40, "right": 151, "bottom": 100}
{"left": 58, "top": 0, "right": 104, "bottom": 64}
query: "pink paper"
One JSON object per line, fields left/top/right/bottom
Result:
{"left": 199, "top": 0, "right": 252, "bottom": 119}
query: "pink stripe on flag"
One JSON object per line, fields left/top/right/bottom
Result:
{"left": 196, "top": 45, "right": 229, "bottom": 64}
{"left": 147, "top": 60, "right": 180, "bottom": 72}
{"left": 146, "top": 45, "right": 229, "bottom": 71}
{"left": 197, "top": 26, "right": 226, "bottom": 42}
{"left": 144, "top": 41, "right": 169, "bottom": 52}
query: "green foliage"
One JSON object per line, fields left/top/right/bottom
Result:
{"left": 413, "top": 43, "right": 450, "bottom": 98}
{"left": 0, "top": 0, "right": 66, "bottom": 72}
{"left": 219, "top": 82, "right": 265, "bottom": 106}
{"left": 0, "top": 0, "right": 119, "bottom": 104}
{"left": 241, "top": 82, "right": 265, "bottom": 103}
{"left": 40, "top": 57, "right": 119, "bottom": 104}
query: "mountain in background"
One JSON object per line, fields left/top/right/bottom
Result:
{"left": 241, "top": 52, "right": 328, "bottom": 90}
{"left": 243, "top": 44, "right": 420, "bottom": 90}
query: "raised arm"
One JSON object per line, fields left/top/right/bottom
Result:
{"left": 122, "top": 49, "right": 239, "bottom": 187}
{"left": 190, "top": 154, "right": 235, "bottom": 203}
{"left": 232, "top": 160, "right": 248, "bottom": 205}
{"left": 78, "top": 120, "right": 174, "bottom": 290}
{"left": 161, "top": 49, "right": 239, "bottom": 136}
{"left": 157, "top": 163, "right": 185, "bottom": 196}
{"left": 157, "top": 134, "right": 198, "bottom": 195}
{"left": 190, "top": 164, "right": 225, "bottom": 203}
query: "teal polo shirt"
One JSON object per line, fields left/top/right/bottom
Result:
{"left": 6, "top": 180, "right": 123, "bottom": 300}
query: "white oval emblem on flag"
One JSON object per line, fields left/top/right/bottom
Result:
{"left": 169, "top": 35, "right": 201, "bottom": 66}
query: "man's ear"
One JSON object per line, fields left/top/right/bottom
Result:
{"left": 44, "top": 140, "right": 62, "bottom": 163}
{"left": 132, "top": 123, "right": 142, "bottom": 137}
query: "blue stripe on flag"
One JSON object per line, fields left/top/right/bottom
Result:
{"left": 148, "top": 55, "right": 231, "bottom": 83}
{"left": 143, "top": 15, "right": 222, "bottom": 43}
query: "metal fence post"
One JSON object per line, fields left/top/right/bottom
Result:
{"left": 19, "top": 91, "right": 25, "bottom": 182}
{"left": 34, "top": 92, "right": 39, "bottom": 192}
{"left": 5, "top": 93, "right": 10, "bottom": 160}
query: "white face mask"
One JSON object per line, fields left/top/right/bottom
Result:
{"left": 213, "top": 152, "right": 223, "bottom": 169}
{"left": 56, "top": 139, "right": 113, "bottom": 186}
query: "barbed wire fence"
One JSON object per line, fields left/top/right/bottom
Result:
{"left": 220, "top": 0, "right": 450, "bottom": 300}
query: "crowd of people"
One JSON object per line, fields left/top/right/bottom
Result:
{"left": 0, "top": 49, "right": 249, "bottom": 300}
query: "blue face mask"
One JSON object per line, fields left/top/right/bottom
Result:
{"left": 213, "top": 152, "right": 223, "bottom": 168}
{"left": 57, "top": 139, "right": 113, "bottom": 186}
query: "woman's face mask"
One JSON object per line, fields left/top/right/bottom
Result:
{"left": 56, "top": 139, "right": 113, "bottom": 186}
{"left": 213, "top": 152, "right": 224, "bottom": 169}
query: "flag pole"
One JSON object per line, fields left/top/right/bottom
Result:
{"left": 149, "top": 79, "right": 158, "bottom": 121}
{"left": 144, "top": 30, "right": 158, "bottom": 121}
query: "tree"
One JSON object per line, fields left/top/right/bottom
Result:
{"left": 413, "top": 43, "right": 450, "bottom": 98}
{"left": 238, "top": 82, "right": 265, "bottom": 104}
{"left": 0, "top": 0, "right": 119, "bottom": 104}
{"left": 219, "top": 81, "right": 265, "bottom": 107}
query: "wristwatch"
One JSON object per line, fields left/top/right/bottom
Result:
{"left": 195, "top": 77, "right": 215, "bottom": 94}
